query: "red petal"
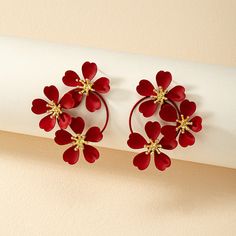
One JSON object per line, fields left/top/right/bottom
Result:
{"left": 159, "top": 137, "right": 177, "bottom": 150}
{"left": 86, "top": 93, "right": 101, "bottom": 112}
{"left": 62, "top": 70, "right": 80, "bottom": 86}
{"left": 83, "top": 145, "right": 99, "bottom": 163}
{"left": 159, "top": 103, "right": 178, "bottom": 122}
{"left": 31, "top": 99, "right": 48, "bottom": 114}
{"left": 145, "top": 121, "right": 161, "bottom": 140}
{"left": 127, "top": 133, "right": 147, "bottom": 149}
{"left": 59, "top": 93, "right": 75, "bottom": 109}
{"left": 139, "top": 100, "right": 158, "bottom": 117}
{"left": 44, "top": 85, "right": 59, "bottom": 103}
{"left": 156, "top": 71, "right": 172, "bottom": 90}
{"left": 161, "top": 125, "right": 177, "bottom": 139}
{"left": 70, "top": 117, "right": 85, "bottom": 134}
{"left": 63, "top": 146, "right": 79, "bottom": 165}
{"left": 136, "top": 80, "right": 155, "bottom": 96}
{"left": 93, "top": 77, "right": 110, "bottom": 93}
{"left": 190, "top": 116, "right": 202, "bottom": 132}
{"left": 68, "top": 89, "right": 83, "bottom": 108}
{"left": 154, "top": 152, "right": 171, "bottom": 171}
{"left": 82, "top": 61, "right": 97, "bottom": 80}
{"left": 85, "top": 127, "right": 103, "bottom": 142}
{"left": 58, "top": 112, "right": 71, "bottom": 129}
{"left": 54, "top": 130, "right": 72, "bottom": 145}
{"left": 133, "top": 152, "right": 151, "bottom": 170}
{"left": 180, "top": 100, "right": 196, "bottom": 117}
{"left": 166, "top": 86, "right": 186, "bottom": 102}
{"left": 39, "top": 115, "right": 56, "bottom": 132}
{"left": 179, "top": 131, "right": 195, "bottom": 147}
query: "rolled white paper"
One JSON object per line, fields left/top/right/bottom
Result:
{"left": 0, "top": 37, "right": 235, "bottom": 168}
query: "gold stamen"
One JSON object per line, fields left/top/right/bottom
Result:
{"left": 46, "top": 101, "right": 62, "bottom": 119}
{"left": 78, "top": 79, "right": 94, "bottom": 95}
{"left": 176, "top": 115, "right": 193, "bottom": 133}
{"left": 71, "top": 134, "right": 88, "bottom": 151}
{"left": 151, "top": 86, "right": 167, "bottom": 104}
{"left": 144, "top": 139, "right": 162, "bottom": 155}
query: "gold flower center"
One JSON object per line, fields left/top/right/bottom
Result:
{"left": 151, "top": 86, "right": 168, "bottom": 104}
{"left": 71, "top": 134, "right": 88, "bottom": 151}
{"left": 144, "top": 139, "right": 162, "bottom": 155}
{"left": 46, "top": 101, "right": 62, "bottom": 118}
{"left": 77, "top": 78, "right": 94, "bottom": 95}
{"left": 176, "top": 115, "right": 193, "bottom": 133}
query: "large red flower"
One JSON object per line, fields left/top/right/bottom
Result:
{"left": 137, "top": 71, "right": 186, "bottom": 117}
{"left": 127, "top": 121, "right": 177, "bottom": 171}
{"left": 62, "top": 61, "right": 110, "bottom": 112}
{"left": 54, "top": 117, "right": 103, "bottom": 165}
{"left": 160, "top": 99, "right": 202, "bottom": 147}
{"left": 32, "top": 85, "right": 74, "bottom": 132}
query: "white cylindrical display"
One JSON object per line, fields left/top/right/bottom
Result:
{"left": 0, "top": 37, "right": 235, "bottom": 168}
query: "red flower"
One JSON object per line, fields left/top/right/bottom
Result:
{"left": 127, "top": 121, "right": 177, "bottom": 171}
{"left": 32, "top": 85, "right": 74, "bottom": 132}
{"left": 137, "top": 71, "right": 186, "bottom": 117}
{"left": 62, "top": 61, "right": 110, "bottom": 112}
{"left": 54, "top": 117, "right": 103, "bottom": 165}
{"left": 160, "top": 99, "right": 202, "bottom": 147}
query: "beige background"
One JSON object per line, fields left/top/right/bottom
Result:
{"left": 0, "top": 0, "right": 236, "bottom": 235}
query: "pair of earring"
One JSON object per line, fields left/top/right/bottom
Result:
{"left": 31, "top": 61, "right": 202, "bottom": 171}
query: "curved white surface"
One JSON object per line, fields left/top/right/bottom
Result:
{"left": 0, "top": 37, "right": 235, "bottom": 168}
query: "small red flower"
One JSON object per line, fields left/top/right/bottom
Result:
{"left": 32, "top": 85, "right": 74, "bottom": 132}
{"left": 160, "top": 99, "right": 202, "bottom": 147}
{"left": 54, "top": 117, "right": 103, "bottom": 165}
{"left": 62, "top": 61, "right": 110, "bottom": 112}
{"left": 127, "top": 121, "right": 177, "bottom": 171}
{"left": 137, "top": 71, "right": 186, "bottom": 117}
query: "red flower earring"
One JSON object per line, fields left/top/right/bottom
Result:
{"left": 32, "top": 61, "right": 110, "bottom": 165}
{"left": 128, "top": 71, "right": 202, "bottom": 171}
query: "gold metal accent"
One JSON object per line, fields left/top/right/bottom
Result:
{"left": 144, "top": 139, "right": 162, "bottom": 155}
{"left": 151, "top": 86, "right": 168, "bottom": 105}
{"left": 78, "top": 79, "right": 94, "bottom": 95}
{"left": 176, "top": 115, "right": 193, "bottom": 133}
{"left": 46, "top": 101, "right": 62, "bottom": 119}
{"left": 71, "top": 134, "right": 88, "bottom": 151}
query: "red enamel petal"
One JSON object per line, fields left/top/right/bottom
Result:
{"left": 93, "top": 77, "right": 110, "bottom": 93}
{"left": 54, "top": 130, "right": 72, "bottom": 145}
{"left": 159, "top": 137, "right": 177, "bottom": 150}
{"left": 127, "top": 133, "right": 147, "bottom": 149}
{"left": 63, "top": 146, "right": 79, "bottom": 165}
{"left": 156, "top": 71, "right": 172, "bottom": 90}
{"left": 133, "top": 152, "right": 151, "bottom": 170}
{"left": 31, "top": 99, "right": 48, "bottom": 114}
{"left": 83, "top": 145, "right": 100, "bottom": 163}
{"left": 180, "top": 100, "right": 196, "bottom": 117}
{"left": 68, "top": 89, "right": 83, "bottom": 108}
{"left": 44, "top": 85, "right": 59, "bottom": 103}
{"left": 159, "top": 103, "right": 178, "bottom": 122}
{"left": 145, "top": 121, "right": 161, "bottom": 140}
{"left": 136, "top": 80, "right": 155, "bottom": 96}
{"left": 82, "top": 61, "right": 97, "bottom": 80}
{"left": 190, "top": 116, "right": 202, "bottom": 132}
{"left": 58, "top": 112, "right": 71, "bottom": 129}
{"left": 166, "top": 86, "right": 186, "bottom": 102}
{"left": 161, "top": 125, "right": 177, "bottom": 139}
{"left": 70, "top": 117, "right": 85, "bottom": 134}
{"left": 39, "top": 115, "right": 56, "bottom": 132}
{"left": 59, "top": 93, "right": 75, "bottom": 109}
{"left": 139, "top": 100, "right": 158, "bottom": 117}
{"left": 179, "top": 131, "right": 195, "bottom": 147}
{"left": 85, "top": 127, "right": 103, "bottom": 142}
{"left": 154, "top": 152, "right": 171, "bottom": 171}
{"left": 62, "top": 70, "right": 80, "bottom": 87}
{"left": 86, "top": 93, "right": 101, "bottom": 112}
